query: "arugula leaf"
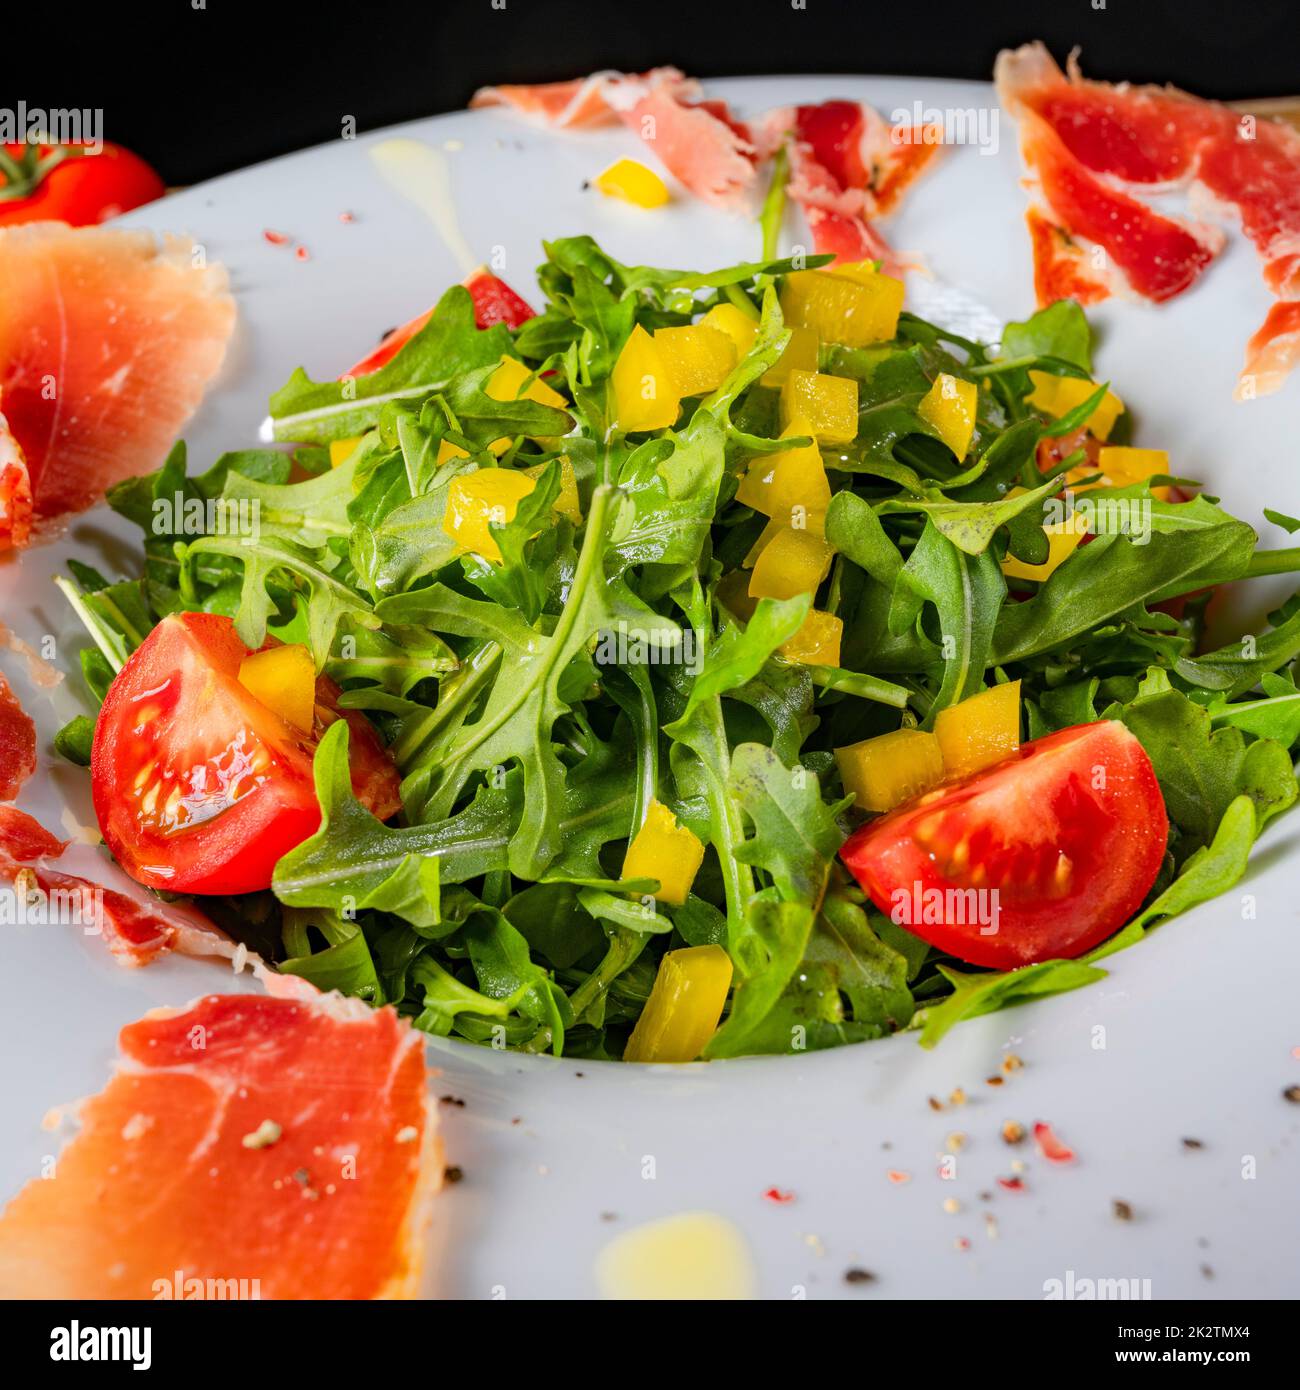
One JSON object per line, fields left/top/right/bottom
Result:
{"left": 269, "top": 285, "right": 513, "bottom": 443}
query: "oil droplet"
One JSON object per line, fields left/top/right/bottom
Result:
{"left": 369, "top": 138, "right": 476, "bottom": 276}
{"left": 595, "top": 1211, "right": 756, "bottom": 1300}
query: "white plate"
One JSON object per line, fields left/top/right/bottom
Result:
{"left": 2, "top": 76, "right": 1298, "bottom": 1301}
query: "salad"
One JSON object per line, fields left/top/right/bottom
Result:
{"left": 54, "top": 236, "right": 1300, "bottom": 1061}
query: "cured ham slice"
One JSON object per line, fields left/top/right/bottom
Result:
{"left": 0, "top": 224, "right": 235, "bottom": 548}
{"left": 1237, "top": 300, "right": 1300, "bottom": 401}
{"left": 1016, "top": 109, "right": 1223, "bottom": 303}
{"left": 998, "top": 42, "right": 1300, "bottom": 393}
{"left": 470, "top": 66, "right": 697, "bottom": 129}
{"left": 0, "top": 803, "right": 234, "bottom": 968}
{"left": 0, "top": 410, "right": 32, "bottom": 548}
{"left": 0, "top": 992, "right": 440, "bottom": 1299}
{"left": 616, "top": 87, "right": 760, "bottom": 212}
{"left": 760, "top": 102, "right": 938, "bottom": 276}
{"left": 0, "top": 673, "right": 36, "bottom": 800}
{"left": 1025, "top": 206, "right": 1112, "bottom": 307}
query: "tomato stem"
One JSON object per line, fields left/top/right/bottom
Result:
{"left": 0, "top": 142, "right": 76, "bottom": 203}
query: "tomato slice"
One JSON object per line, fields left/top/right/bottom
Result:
{"left": 344, "top": 268, "right": 536, "bottom": 378}
{"left": 91, "top": 612, "right": 400, "bottom": 895}
{"left": 839, "top": 721, "right": 1167, "bottom": 968}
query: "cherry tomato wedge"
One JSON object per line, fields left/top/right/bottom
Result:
{"left": 0, "top": 142, "right": 165, "bottom": 226}
{"left": 91, "top": 612, "right": 400, "bottom": 895}
{"left": 839, "top": 720, "right": 1167, "bottom": 968}
{"left": 344, "top": 267, "right": 536, "bottom": 378}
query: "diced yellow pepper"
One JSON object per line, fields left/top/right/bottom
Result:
{"left": 621, "top": 798, "right": 705, "bottom": 906}
{"left": 742, "top": 517, "right": 785, "bottom": 568}
{"left": 748, "top": 526, "right": 835, "bottom": 600}
{"left": 1097, "top": 446, "right": 1168, "bottom": 486}
{"left": 1000, "top": 517, "right": 1088, "bottom": 581}
{"left": 735, "top": 417, "right": 831, "bottom": 531}
{"left": 487, "top": 354, "right": 568, "bottom": 410}
{"left": 759, "top": 324, "right": 819, "bottom": 388}
{"left": 918, "top": 372, "right": 979, "bottom": 459}
{"left": 238, "top": 643, "right": 316, "bottom": 734}
{"left": 652, "top": 324, "right": 737, "bottom": 396}
{"left": 779, "top": 369, "right": 858, "bottom": 445}
{"left": 438, "top": 436, "right": 510, "bottom": 463}
{"left": 828, "top": 259, "right": 883, "bottom": 287}
{"left": 524, "top": 455, "right": 582, "bottom": 526}
{"left": 780, "top": 267, "right": 904, "bottom": 347}
{"left": 593, "top": 157, "right": 671, "bottom": 209}
{"left": 442, "top": 468, "right": 537, "bottom": 564}
{"left": 612, "top": 325, "right": 681, "bottom": 431}
{"left": 329, "top": 437, "right": 363, "bottom": 468}
{"left": 701, "top": 303, "right": 758, "bottom": 359}
{"left": 835, "top": 727, "right": 945, "bottom": 813}
{"left": 1027, "top": 371, "right": 1125, "bottom": 441}
{"left": 623, "top": 945, "right": 734, "bottom": 1064}
{"left": 780, "top": 609, "right": 843, "bottom": 666}
{"left": 715, "top": 568, "right": 758, "bottom": 622}
{"left": 934, "top": 680, "right": 1022, "bottom": 779}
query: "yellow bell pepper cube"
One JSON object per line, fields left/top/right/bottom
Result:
{"left": 652, "top": 324, "right": 737, "bottom": 396}
{"left": 442, "top": 468, "right": 537, "bottom": 564}
{"left": 438, "top": 436, "right": 511, "bottom": 463}
{"left": 735, "top": 417, "right": 831, "bottom": 530}
{"left": 612, "top": 325, "right": 681, "bottom": 432}
{"left": 329, "top": 437, "right": 363, "bottom": 468}
{"left": 748, "top": 526, "right": 835, "bottom": 600}
{"left": 623, "top": 945, "right": 734, "bottom": 1063}
{"left": 779, "top": 369, "right": 858, "bottom": 445}
{"left": 934, "top": 680, "right": 1022, "bottom": 779}
{"left": 523, "top": 455, "right": 582, "bottom": 526}
{"left": 593, "top": 157, "right": 671, "bottom": 209}
{"left": 1000, "top": 517, "right": 1088, "bottom": 582}
{"left": 835, "top": 727, "right": 944, "bottom": 813}
{"left": 715, "top": 568, "right": 759, "bottom": 622}
{"left": 701, "top": 302, "right": 758, "bottom": 359}
{"left": 780, "top": 609, "right": 843, "bottom": 666}
{"left": 1097, "top": 446, "right": 1169, "bottom": 486}
{"left": 487, "top": 354, "right": 568, "bottom": 410}
{"left": 780, "top": 267, "right": 904, "bottom": 347}
{"left": 828, "top": 259, "right": 883, "bottom": 287}
{"left": 1027, "top": 371, "right": 1125, "bottom": 441}
{"left": 238, "top": 643, "right": 316, "bottom": 734}
{"left": 759, "top": 324, "right": 819, "bottom": 388}
{"left": 918, "top": 372, "right": 979, "bottom": 459}
{"left": 742, "top": 517, "right": 785, "bottom": 568}
{"left": 621, "top": 798, "right": 705, "bottom": 906}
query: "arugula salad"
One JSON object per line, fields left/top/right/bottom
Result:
{"left": 57, "top": 236, "right": 1300, "bottom": 1061}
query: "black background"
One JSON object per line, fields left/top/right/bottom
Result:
{"left": 19, "top": 0, "right": 1300, "bottom": 185}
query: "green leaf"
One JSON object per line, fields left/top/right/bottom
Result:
{"left": 269, "top": 285, "right": 514, "bottom": 443}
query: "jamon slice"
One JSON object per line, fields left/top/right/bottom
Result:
{"left": 470, "top": 66, "right": 696, "bottom": 129}
{"left": 0, "top": 803, "right": 234, "bottom": 968}
{"left": 615, "top": 86, "right": 760, "bottom": 212}
{"left": 1237, "top": 301, "right": 1300, "bottom": 401}
{"left": 0, "top": 410, "right": 33, "bottom": 548}
{"left": 1016, "top": 109, "right": 1223, "bottom": 303}
{"left": 0, "top": 224, "right": 235, "bottom": 547}
{"left": 0, "top": 992, "right": 440, "bottom": 1299}
{"left": 0, "top": 673, "right": 36, "bottom": 800}
{"left": 1025, "top": 206, "right": 1113, "bottom": 307}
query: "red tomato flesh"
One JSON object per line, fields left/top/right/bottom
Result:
{"left": 0, "top": 142, "right": 165, "bottom": 226}
{"left": 839, "top": 721, "right": 1167, "bottom": 968}
{"left": 91, "top": 612, "right": 400, "bottom": 895}
{"left": 344, "top": 268, "right": 536, "bottom": 378}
